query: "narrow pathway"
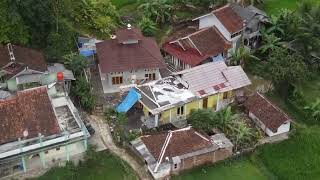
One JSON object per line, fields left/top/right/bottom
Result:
{"left": 90, "top": 115, "right": 151, "bottom": 180}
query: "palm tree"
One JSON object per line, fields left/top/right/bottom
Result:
{"left": 259, "top": 33, "right": 284, "bottom": 54}
{"left": 138, "top": 0, "right": 173, "bottom": 25}
{"left": 266, "top": 14, "right": 284, "bottom": 36}
{"left": 232, "top": 121, "right": 253, "bottom": 151}
{"left": 215, "top": 106, "right": 238, "bottom": 133}
{"left": 231, "top": 44, "right": 259, "bottom": 68}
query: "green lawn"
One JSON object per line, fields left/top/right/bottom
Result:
{"left": 173, "top": 158, "right": 268, "bottom": 180}
{"left": 264, "top": 0, "right": 320, "bottom": 15}
{"left": 36, "top": 151, "right": 138, "bottom": 180}
{"left": 256, "top": 125, "right": 320, "bottom": 180}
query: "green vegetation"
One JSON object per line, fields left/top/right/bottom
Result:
{"left": 189, "top": 107, "right": 258, "bottom": 150}
{"left": 256, "top": 125, "right": 320, "bottom": 180}
{"left": 264, "top": 0, "right": 299, "bottom": 15}
{"left": 37, "top": 150, "right": 137, "bottom": 180}
{"left": 173, "top": 158, "right": 268, "bottom": 180}
{"left": 111, "top": 0, "right": 137, "bottom": 8}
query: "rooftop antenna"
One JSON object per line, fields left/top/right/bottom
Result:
{"left": 7, "top": 43, "right": 15, "bottom": 61}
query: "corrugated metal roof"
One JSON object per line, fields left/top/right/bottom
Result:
{"left": 0, "top": 90, "right": 11, "bottom": 99}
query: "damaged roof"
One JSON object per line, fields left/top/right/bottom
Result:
{"left": 163, "top": 27, "right": 232, "bottom": 66}
{"left": 137, "top": 61, "right": 251, "bottom": 113}
{"left": 0, "top": 87, "right": 60, "bottom": 144}
{"left": 96, "top": 28, "right": 165, "bottom": 73}
{"left": 244, "top": 92, "right": 291, "bottom": 132}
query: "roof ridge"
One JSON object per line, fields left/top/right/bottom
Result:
{"left": 256, "top": 92, "right": 291, "bottom": 120}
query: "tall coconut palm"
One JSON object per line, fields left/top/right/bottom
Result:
{"left": 232, "top": 121, "right": 253, "bottom": 151}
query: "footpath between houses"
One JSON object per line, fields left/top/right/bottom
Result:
{"left": 89, "top": 115, "right": 152, "bottom": 180}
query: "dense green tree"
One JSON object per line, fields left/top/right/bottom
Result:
{"left": 138, "top": 0, "right": 174, "bottom": 25}
{"left": 71, "top": 0, "right": 119, "bottom": 38}
{"left": 63, "top": 53, "right": 89, "bottom": 76}
{"left": 71, "top": 76, "right": 96, "bottom": 112}
{"left": 265, "top": 47, "right": 308, "bottom": 98}
{"left": 259, "top": 33, "right": 284, "bottom": 55}
{"left": 189, "top": 109, "right": 217, "bottom": 132}
{"left": 231, "top": 44, "right": 259, "bottom": 67}
{"left": 138, "top": 17, "right": 158, "bottom": 37}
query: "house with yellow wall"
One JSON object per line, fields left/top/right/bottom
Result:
{"left": 133, "top": 61, "right": 251, "bottom": 128}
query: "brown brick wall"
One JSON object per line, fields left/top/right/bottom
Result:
{"left": 178, "top": 148, "right": 232, "bottom": 172}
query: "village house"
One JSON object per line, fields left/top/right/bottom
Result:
{"left": 192, "top": 4, "right": 245, "bottom": 55}
{"left": 117, "top": 61, "right": 251, "bottom": 128}
{"left": 0, "top": 85, "right": 89, "bottom": 178}
{"left": 244, "top": 92, "right": 291, "bottom": 137}
{"left": 96, "top": 25, "right": 166, "bottom": 94}
{"left": 230, "top": 4, "right": 270, "bottom": 49}
{"left": 162, "top": 26, "right": 232, "bottom": 71}
{"left": 130, "top": 126, "right": 233, "bottom": 179}
{"left": 162, "top": 4, "right": 244, "bottom": 71}
{"left": 0, "top": 44, "right": 75, "bottom": 92}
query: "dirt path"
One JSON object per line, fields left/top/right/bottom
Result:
{"left": 90, "top": 115, "right": 151, "bottom": 180}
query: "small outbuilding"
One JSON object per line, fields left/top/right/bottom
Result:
{"left": 130, "top": 126, "right": 233, "bottom": 179}
{"left": 244, "top": 92, "right": 291, "bottom": 137}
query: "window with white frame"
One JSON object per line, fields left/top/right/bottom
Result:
{"left": 177, "top": 106, "right": 184, "bottom": 116}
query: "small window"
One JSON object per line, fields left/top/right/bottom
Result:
{"left": 56, "top": 147, "right": 60, "bottom": 151}
{"left": 174, "top": 164, "right": 178, "bottom": 169}
{"left": 45, "top": 151, "right": 49, "bottom": 154}
{"left": 112, "top": 76, "right": 123, "bottom": 85}
{"left": 145, "top": 73, "right": 156, "bottom": 81}
{"left": 177, "top": 106, "right": 184, "bottom": 116}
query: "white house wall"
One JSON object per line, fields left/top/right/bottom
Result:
{"left": 265, "top": 122, "right": 290, "bottom": 137}
{"left": 249, "top": 112, "right": 290, "bottom": 137}
{"left": 100, "top": 67, "right": 161, "bottom": 93}
{"left": 198, "top": 14, "right": 231, "bottom": 41}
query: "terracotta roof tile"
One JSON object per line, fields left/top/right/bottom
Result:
{"left": 0, "top": 87, "right": 60, "bottom": 144}
{"left": 141, "top": 128, "right": 213, "bottom": 160}
{"left": 213, "top": 5, "right": 244, "bottom": 34}
{"left": 0, "top": 45, "right": 47, "bottom": 72}
{"left": 244, "top": 92, "right": 290, "bottom": 132}
{"left": 96, "top": 28, "right": 165, "bottom": 73}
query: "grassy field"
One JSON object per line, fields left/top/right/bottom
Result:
{"left": 36, "top": 151, "right": 138, "bottom": 180}
{"left": 173, "top": 158, "right": 268, "bottom": 180}
{"left": 263, "top": 0, "right": 320, "bottom": 15}
{"left": 256, "top": 125, "right": 320, "bottom": 180}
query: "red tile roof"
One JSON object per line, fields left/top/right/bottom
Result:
{"left": 0, "top": 87, "right": 60, "bottom": 144}
{"left": 96, "top": 28, "right": 166, "bottom": 73}
{"left": 0, "top": 45, "right": 47, "bottom": 72}
{"left": 116, "top": 27, "right": 143, "bottom": 43}
{"left": 213, "top": 5, "right": 244, "bottom": 34}
{"left": 244, "top": 92, "right": 291, "bottom": 132}
{"left": 141, "top": 128, "right": 213, "bottom": 160}
{"left": 162, "top": 27, "right": 232, "bottom": 66}
{"left": 162, "top": 43, "right": 206, "bottom": 67}
{"left": 190, "top": 27, "right": 232, "bottom": 55}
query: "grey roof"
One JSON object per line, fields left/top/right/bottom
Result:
{"left": 0, "top": 90, "right": 11, "bottom": 99}
{"left": 210, "top": 133, "right": 234, "bottom": 149}
{"left": 231, "top": 4, "right": 269, "bottom": 23}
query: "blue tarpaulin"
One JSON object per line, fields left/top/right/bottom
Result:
{"left": 212, "top": 54, "right": 224, "bottom": 62}
{"left": 116, "top": 88, "right": 141, "bottom": 113}
{"left": 80, "top": 49, "right": 95, "bottom": 57}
